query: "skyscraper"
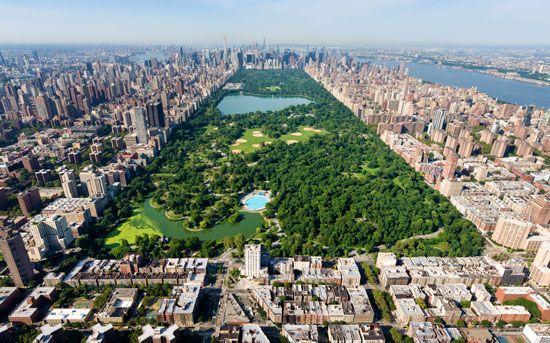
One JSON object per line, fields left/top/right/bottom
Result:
{"left": 175, "top": 79, "right": 185, "bottom": 96}
{"left": 244, "top": 244, "right": 261, "bottom": 278}
{"left": 523, "top": 105, "right": 534, "bottom": 127}
{"left": 131, "top": 107, "right": 148, "bottom": 144}
{"left": 35, "top": 95, "right": 53, "bottom": 121}
{"left": 432, "top": 109, "right": 446, "bottom": 131}
{"left": 146, "top": 102, "right": 166, "bottom": 128}
{"left": 0, "top": 229, "right": 34, "bottom": 287}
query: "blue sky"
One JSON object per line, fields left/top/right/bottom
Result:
{"left": 0, "top": 0, "right": 549, "bottom": 46}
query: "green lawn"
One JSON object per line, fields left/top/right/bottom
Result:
{"left": 105, "top": 208, "right": 161, "bottom": 247}
{"left": 204, "top": 125, "right": 218, "bottom": 135}
{"left": 230, "top": 126, "right": 326, "bottom": 154}
{"left": 73, "top": 299, "right": 93, "bottom": 309}
{"left": 264, "top": 85, "right": 281, "bottom": 92}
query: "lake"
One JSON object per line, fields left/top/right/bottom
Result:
{"left": 361, "top": 59, "right": 550, "bottom": 108}
{"left": 217, "top": 94, "right": 311, "bottom": 115}
{"left": 106, "top": 199, "right": 264, "bottom": 246}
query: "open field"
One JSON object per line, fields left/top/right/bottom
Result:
{"left": 105, "top": 207, "right": 161, "bottom": 247}
{"left": 73, "top": 299, "right": 94, "bottom": 309}
{"left": 264, "top": 85, "right": 282, "bottom": 92}
{"left": 230, "top": 126, "right": 326, "bottom": 153}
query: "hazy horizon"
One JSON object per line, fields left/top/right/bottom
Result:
{"left": 1, "top": 0, "right": 549, "bottom": 47}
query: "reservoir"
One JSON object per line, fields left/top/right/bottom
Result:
{"left": 217, "top": 94, "right": 311, "bottom": 115}
{"left": 362, "top": 59, "right": 550, "bottom": 108}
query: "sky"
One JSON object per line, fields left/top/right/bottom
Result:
{"left": 0, "top": 0, "right": 549, "bottom": 47}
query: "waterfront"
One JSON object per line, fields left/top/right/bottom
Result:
{"left": 363, "top": 59, "right": 550, "bottom": 108}
{"left": 217, "top": 94, "right": 311, "bottom": 115}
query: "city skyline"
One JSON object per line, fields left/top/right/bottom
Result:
{"left": 0, "top": 0, "right": 549, "bottom": 47}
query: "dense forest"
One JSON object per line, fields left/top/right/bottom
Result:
{"left": 100, "top": 69, "right": 483, "bottom": 257}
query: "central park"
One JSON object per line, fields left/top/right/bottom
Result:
{"left": 96, "top": 69, "right": 482, "bottom": 259}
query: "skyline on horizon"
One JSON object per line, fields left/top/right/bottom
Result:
{"left": 0, "top": 0, "right": 549, "bottom": 47}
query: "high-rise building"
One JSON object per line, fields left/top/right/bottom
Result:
{"left": 531, "top": 242, "right": 550, "bottom": 286}
{"left": 32, "top": 50, "right": 39, "bottom": 63}
{"left": 540, "top": 111, "right": 550, "bottom": 128}
{"left": 244, "top": 244, "right": 261, "bottom": 278}
{"left": 17, "top": 187, "right": 43, "bottom": 216}
{"left": 526, "top": 196, "right": 550, "bottom": 226}
{"left": 457, "top": 138, "right": 475, "bottom": 158}
{"left": 131, "top": 107, "right": 148, "bottom": 144}
{"left": 146, "top": 102, "right": 166, "bottom": 128}
{"left": 523, "top": 105, "right": 534, "bottom": 127}
{"left": 490, "top": 136, "right": 509, "bottom": 158}
{"left": 80, "top": 171, "right": 108, "bottom": 197}
{"left": 122, "top": 111, "right": 132, "bottom": 129}
{"left": 34, "top": 95, "right": 54, "bottom": 121}
{"left": 0, "top": 229, "right": 34, "bottom": 287}
{"left": 0, "top": 187, "right": 9, "bottom": 209}
{"left": 68, "top": 151, "right": 82, "bottom": 165}
{"left": 491, "top": 216, "right": 532, "bottom": 249}
{"left": 175, "top": 79, "right": 185, "bottom": 96}
{"left": 441, "top": 152, "right": 458, "bottom": 180}
{"left": 30, "top": 215, "right": 74, "bottom": 252}
{"left": 22, "top": 155, "right": 40, "bottom": 172}
{"left": 432, "top": 109, "right": 446, "bottom": 131}
{"left": 60, "top": 169, "right": 79, "bottom": 198}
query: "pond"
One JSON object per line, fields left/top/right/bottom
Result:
{"left": 217, "top": 94, "right": 311, "bottom": 115}
{"left": 106, "top": 198, "right": 264, "bottom": 246}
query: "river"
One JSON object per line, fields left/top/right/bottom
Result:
{"left": 361, "top": 59, "right": 550, "bottom": 108}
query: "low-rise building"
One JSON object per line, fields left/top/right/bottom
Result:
{"left": 328, "top": 324, "right": 385, "bottom": 343}
{"left": 9, "top": 287, "right": 57, "bottom": 324}
{"left": 523, "top": 324, "right": 550, "bottom": 343}
{"left": 87, "top": 323, "right": 115, "bottom": 343}
{"left": 138, "top": 324, "right": 179, "bottom": 343}
{"left": 157, "top": 284, "right": 200, "bottom": 327}
{"left": 45, "top": 308, "right": 93, "bottom": 324}
{"left": 282, "top": 324, "right": 319, "bottom": 343}
{"left": 97, "top": 288, "right": 138, "bottom": 324}
{"left": 35, "top": 324, "right": 66, "bottom": 343}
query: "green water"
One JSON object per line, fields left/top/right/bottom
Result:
{"left": 141, "top": 199, "right": 263, "bottom": 240}
{"left": 217, "top": 94, "right": 311, "bottom": 115}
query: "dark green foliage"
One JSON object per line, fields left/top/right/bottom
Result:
{"left": 372, "top": 289, "right": 392, "bottom": 322}
{"left": 504, "top": 298, "right": 542, "bottom": 321}
{"left": 99, "top": 69, "right": 483, "bottom": 258}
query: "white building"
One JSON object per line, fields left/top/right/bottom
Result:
{"left": 30, "top": 214, "right": 74, "bottom": 252}
{"left": 244, "top": 244, "right": 261, "bottom": 278}
{"left": 523, "top": 324, "right": 550, "bottom": 343}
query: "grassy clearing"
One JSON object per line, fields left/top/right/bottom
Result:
{"left": 73, "top": 299, "right": 94, "bottom": 309}
{"left": 204, "top": 125, "right": 218, "bottom": 135}
{"left": 264, "top": 85, "right": 281, "bottom": 92}
{"left": 230, "top": 126, "right": 326, "bottom": 154}
{"left": 105, "top": 208, "right": 161, "bottom": 247}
